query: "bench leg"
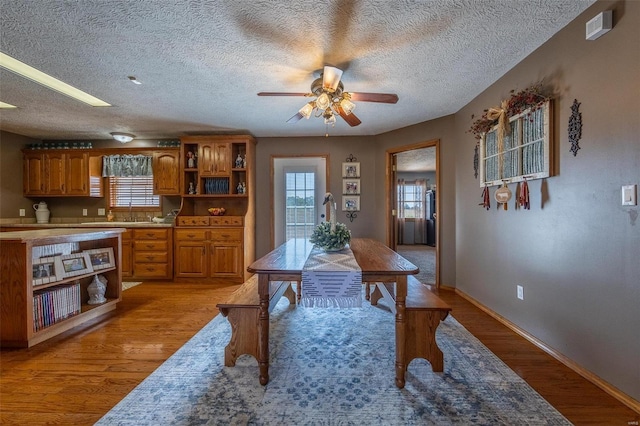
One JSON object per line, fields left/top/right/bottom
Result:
{"left": 219, "top": 307, "right": 260, "bottom": 367}
{"left": 284, "top": 282, "right": 296, "bottom": 305}
{"left": 404, "top": 309, "right": 447, "bottom": 372}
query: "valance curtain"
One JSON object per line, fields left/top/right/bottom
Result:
{"left": 102, "top": 155, "right": 153, "bottom": 177}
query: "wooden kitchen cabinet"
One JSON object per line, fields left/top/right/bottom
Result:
{"left": 176, "top": 135, "right": 255, "bottom": 283}
{"left": 152, "top": 150, "right": 180, "bottom": 195}
{"left": 199, "top": 142, "right": 230, "bottom": 177}
{"left": 0, "top": 229, "right": 123, "bottom": 348}
{"left": 174, "top": 226, "right": 243, "bottom": 282}
{"left": 132, "top": 228, "right": 172, "bottom": 279}
{"left": 120, "top": 229, "right": 133, "bottom": 278}
{"left": 23, "top": 150, "right": 103, "bottom": 197}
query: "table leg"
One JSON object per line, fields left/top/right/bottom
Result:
{"left": 395, "top": 275, "right": 407, "bottom": 388}
{"left": 258, "top": 273, "right": 270, "bottom": 385}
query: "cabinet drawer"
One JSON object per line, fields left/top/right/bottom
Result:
{"left": 134, "top": 263, "right": 169, "bottom": 278}
{"left": 210, "top": 216, "right": 244, "bottom": 226}
{"left": 133, "top": 240, "right": 168, "bottom": 251}
{"left": 134, "top": 251, "right": 168, "bottom": 263}
{"left": 175, "top": 229, "right": 208, "bottom": 241}
{"left": 133, "top": 229, "right": 169, "bottom": 240}
{"left": 177, "top": 216, "right": 210, "bottom": 226}
{"left": 210, "top": 228, "right": 243, "bottom": 242}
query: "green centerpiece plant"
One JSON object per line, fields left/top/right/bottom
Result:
{"left": 310, "top": 192, "right": 351, "bottom": 252}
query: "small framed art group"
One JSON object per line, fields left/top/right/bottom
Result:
{"left": 342, "top": 160, "right": 361, "bottom": 214}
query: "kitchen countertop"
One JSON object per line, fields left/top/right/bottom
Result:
{"left": 0, "top": 222, "right": 173, "bottom": 228}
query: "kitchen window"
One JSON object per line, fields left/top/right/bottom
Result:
{"left": 107, "top": 176, "right": 160, "bottom": 209}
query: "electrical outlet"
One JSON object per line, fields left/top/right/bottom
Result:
{"left": 517, "top": 285, "right": 524, "bottom": 300}
{"left": 82, "top": 209, "right": 88, "bottom": 216}
{"left": 98, "top": 208, "right": 106, "bottom": 216}
{"left": 19, "top": 208, "right": 26, "bottom": 217}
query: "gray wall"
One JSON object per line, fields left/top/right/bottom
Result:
{"left": 0, "top": 0, "right": 637, "bottom": 403}
{"left": 453, "top": 1, "right": 639, "bottom": 401}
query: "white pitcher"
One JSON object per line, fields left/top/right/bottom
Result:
{"left": 33, "top": 201, "right": 50, "bottom": 224}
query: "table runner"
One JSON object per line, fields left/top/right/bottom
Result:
{"left": 301, "top": 245, "right": 362, "bottom": 308}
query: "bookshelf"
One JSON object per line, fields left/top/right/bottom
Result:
{"left": 0, "top": 228, "right": 124, "bottom": 348}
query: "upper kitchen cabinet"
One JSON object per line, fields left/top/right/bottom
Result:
{"left": 23, "top": 150, "right": 103, "bottom": 197}
{"left": 199, "top": 142, "right": 231, "bottom": 177}
{"left": 152, "top": 150, "right": 180, "bottom": 195}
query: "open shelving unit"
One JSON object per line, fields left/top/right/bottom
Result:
{"left": 0, "top": 228, "right": 124, "bottom": 348}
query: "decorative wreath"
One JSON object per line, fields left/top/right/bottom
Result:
{"left": 310, "top": 221, "right": 351, "bottom": 251}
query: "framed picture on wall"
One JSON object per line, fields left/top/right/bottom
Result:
{"left": 342, "top": 196, "right": 360, "bottom": 211}
{"left": 342, "top": 162, "right": 360, "bottom": 178}
{"left": 343, "top": 179, "right": 361, "bottom": 195}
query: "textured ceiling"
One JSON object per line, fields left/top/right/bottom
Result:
{"left": 0, "top": 0, "right": 594, "bottom": 141}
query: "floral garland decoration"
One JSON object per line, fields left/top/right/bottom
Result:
{"left": 468, "top": 82, "right": 552, "bottom": 140}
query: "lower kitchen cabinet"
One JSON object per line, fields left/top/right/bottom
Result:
{"left": 174, "top": 227, "right": 244, "bottom": 282}
{"left": 121, "top": 227, "right": 173, "bottom": 280}
{"left": 132, "top": 228, "right": 173, "bottom": 279}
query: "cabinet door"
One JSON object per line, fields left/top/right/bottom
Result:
{"left": 45, "top": 152, "right": 66, "bottom": 195}
{"left": 153, "top": 151, "right": 180, "bottom": 195}
{"left": 199, "top": 143, "right": 230, "bottom": 177}
{"left": 23, "top": 153, "right": 46, "bottom": 195}
{"left": 121, "top": 236, "right": 133, "bottom": 278}
{"left": 65, "top": 152, "right": 89, "bottom": 195}
{"left": 175, "top": 242, "right": 207, "bottom": 278}
{"left": 208, "top": 242, "right": 242, "bottom": 279}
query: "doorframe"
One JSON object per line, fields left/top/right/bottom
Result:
{"left": 270, "top": 154, "right": 330, "bottom": 250}
{"left": 385, "top": 139, "right": 441, "bottom": 288}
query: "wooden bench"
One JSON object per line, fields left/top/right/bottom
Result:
{"left": 368, "top": 275, "right": 452, "bottom": 372}
{"left": 217, "top": 275, "right": 296, "bottom": 367}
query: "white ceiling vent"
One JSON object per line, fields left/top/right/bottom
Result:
{"left": 586, "top": 10, "right": 612, "bottom": 40}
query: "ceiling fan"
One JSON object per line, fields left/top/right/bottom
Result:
{"left": 258, "top": 66, "right": 398, "bottom": 127}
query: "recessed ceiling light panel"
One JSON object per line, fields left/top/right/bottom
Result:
{"left": 0, "top": 52, "right": 111, "bottom": 107}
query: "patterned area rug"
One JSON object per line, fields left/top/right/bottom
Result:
{"left": 122, "top": 281, "right": 142, "bottom": 291}
{"left": 97, "top": 293, "right": 570, "bottom": 425}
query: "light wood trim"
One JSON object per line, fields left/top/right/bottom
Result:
{"left": 455, "top": 287, "right": 640, "bottom": 414}
{"left": 269, "top": 154, "right": 330, "bottom": 250}
{"left": 385, "top": 139, "right": 441, "bottom": 288}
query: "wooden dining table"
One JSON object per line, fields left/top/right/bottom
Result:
{"left": 247, "top": 238, "right": 419, "bottom": 388}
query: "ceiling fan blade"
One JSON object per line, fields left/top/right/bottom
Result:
{"left": 349, "top": 92, "right": 399, "bottom": 104}
{"left": 286, "top": 112, "right": 304, "bottom": 124}
{"left": 258, "top": 92, "right": 310, "bottom": 97}
{"left": 336, "top": 106, "right": 361, "bottom": 127}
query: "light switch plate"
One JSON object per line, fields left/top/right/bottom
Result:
{"left": 622, "top": 185, "right": 637, "bottom": 206}
{"left": 98, "top": 208, "right": 106, "bottom": 216}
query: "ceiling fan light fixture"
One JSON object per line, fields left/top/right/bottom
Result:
{"left": 110, "top": 132, "right": 135, "bottom": 144}
{"left": 322, "top": 66, "right": 343, "bottom": 92}
{"left": 316, "top": 92, "right": 331, "bottom": 110}
{"left": 340, "top": 97, "right": 356, "bottom": 115}
{"left": 323, "top": 111, "right": 336, "bottom": 125}
{"left": 299, "top": 102, "right": 314, "bottom": 119}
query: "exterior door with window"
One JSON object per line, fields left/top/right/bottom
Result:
{"left": 272, "top": 157, "right": 327, "bottom": 249}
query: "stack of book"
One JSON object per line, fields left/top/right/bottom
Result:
{"left": 33, "top": 283, "right": 81, "bottom": 332}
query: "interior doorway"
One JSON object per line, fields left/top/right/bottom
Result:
{"left": 386, "top": 139, "right": 440, "bottom": 288}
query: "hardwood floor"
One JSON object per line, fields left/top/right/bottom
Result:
{"left": 1, "top": 282, "right": 637, "bottom": 425}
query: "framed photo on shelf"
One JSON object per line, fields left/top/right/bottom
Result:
{"left": 58, "top": 252, "right": 93, "bottom": 278}
{"left": 342, "top": 195, "right": 361, "bottom": 211}
{"left": 343, "top": 179, "right": 361, "bottom": 195}
{"left": 85, "top": 247, "right": 115, "bottom": 270}
{"left": 32, "top": 257, "right": 61, "bottom": 286}
{"left": 342, "top": 162, "right": 360, "bottom": 178}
